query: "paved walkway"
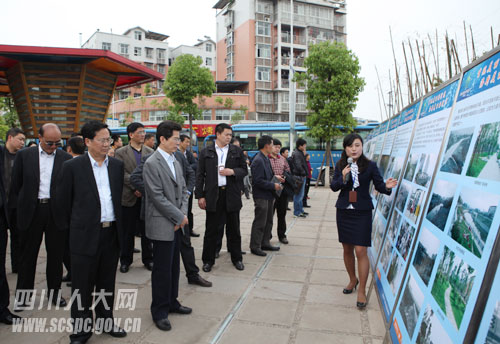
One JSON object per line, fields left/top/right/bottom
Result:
{"left": 1, "top": 187, "right": 387, "bottom": 344}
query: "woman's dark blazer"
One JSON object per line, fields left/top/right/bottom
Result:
{"left": 331, "top": 160, "right": 391, "bottom": 210}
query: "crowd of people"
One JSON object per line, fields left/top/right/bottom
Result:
{"left": 0, "top": 120, "right": 398, "bottom": 342}
{"left": 0, "top": 120, "right": 317, "bottom": 343}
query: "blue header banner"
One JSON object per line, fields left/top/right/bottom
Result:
{"left": 420, "top": 81, "right": 459, "bottom": 119}
{"left": 400, "top": 103, "right": 420, "bottom": 125}
{"left": 389, "top": 114, "right": 401, "bottom": 132}
{"left": 457, "top": 51, "right": 500, "bottom": 102}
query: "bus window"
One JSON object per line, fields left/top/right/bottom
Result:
{"left": 296, "top": 131, "right": 321, "bottom": 150}
{"left": 261, "top": 131, "right": 290, "bottom": 148}
{"left": 238, "top": 133, "right": 258, "bottom": 151}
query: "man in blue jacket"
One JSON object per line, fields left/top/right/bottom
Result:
{"left": 249, "top": 135, "right": 282, "bottom": 256}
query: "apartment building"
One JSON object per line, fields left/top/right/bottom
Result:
{"left": 214, "top": 0, "right": 346, "bottom": 121}
{"left": 82, "top": 27, "right": 217, "bottom": 99}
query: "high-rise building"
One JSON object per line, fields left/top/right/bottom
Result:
{"left": 213, "top": 0, "right": 346, "bottom": 122}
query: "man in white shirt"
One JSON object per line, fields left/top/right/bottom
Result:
{"left": 11, "top": 123, "right": 72, "bottom": 310}
{"left": 59, "top": 121, "right": 127, "bottom": 343}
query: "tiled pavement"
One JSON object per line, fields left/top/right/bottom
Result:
{"left": 1, "top": 187, "right": 387, "bottom": 344}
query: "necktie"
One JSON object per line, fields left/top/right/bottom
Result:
{"left": 351, "top": 162, "right": 360, "bottom": 189}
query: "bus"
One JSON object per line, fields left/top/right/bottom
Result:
{"left": 203, "top": 122, "right": 377, "bottom": 184}
{"left": 109, "top": 127, "right": 199, "bottom": 153}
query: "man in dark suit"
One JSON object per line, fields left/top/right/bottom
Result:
{"left": 195, "top": 123, "right": 247, "bottom": 272}
{"left": 0, "top": 144, "right": 21, "bottom": 325}
{"left": 249, "top": 136, "right": 282, "bottom": 256}
{"left": 143, "top": 120, "right": 192, "bottom": 331}
{"left": 178, "top": 134, "right": 200, "bottom": 237}
{"left": 59, "top": 121, "right": 127, "bottom": 343}
{"left": 130, "top": 150, "right": 212, "bottom": 288}
{"left": 3, "top": 128, "right": 25, "bottom": 274}
{"left": 290, "top": 138, "right": 309, "bottom": 218}
{"left": 115, "top": 122, "right": 154, "bottom": 273}
{"left": 10, "top": 123, "right": 72, "bottom": 309}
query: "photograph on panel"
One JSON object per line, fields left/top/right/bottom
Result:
{"left": 440, "top": 127, "right": 475, "bottom": 175}
{"left": 449, "top": 186, "right": 500, "bottom": 258}
{"left": 426, "top": 179, "right": 458, "bottom": 231}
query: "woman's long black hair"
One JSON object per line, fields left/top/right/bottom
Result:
{"left": 336, "top": 133, "right": 370, "bottom": 173}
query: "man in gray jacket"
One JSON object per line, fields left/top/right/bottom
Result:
{"left": 143, "top": 120, "right": 192, "bottom": 332}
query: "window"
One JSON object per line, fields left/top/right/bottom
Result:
{"left": 145, "top": 47, "right": 153, "bottom": 58}
{"left": 157, "top": 65, "right": 165, "bottom": 74}
{"left": 118, "top": 91, "right": 130, "bottom": 100}
{"left": 256, "top": 91, "right": 273, "bottom": 103}
{"left": 149, "top": 110, "right": 168, "bottom": 121}
{"left": 134, "top": 31, "right": 142, "bottom": 40}
{"left": 134, "top": 47, "right": 142, "bottom": 56}
{"left": 157, "top": 80, "right": 164, "bottom": 91}
{"left": 256, "top": 67, "right": 270, "bottom": 81}
{"left": 206, "top": 43, "right": 212, "bottom": 52}
{"left": 256, "top": 44, "right": 271, "bottom": 58}
{"left": 102, "top": 42, "right": 111, "bottom": 50}
{"left": 202, "top": 109, "right": 212, "bottom": 120}
{"left": 215, "top": 109, "right": 238, "bottom": 120}
{"left": 206, "top": 57, "right": 212, "bottom": 66}
{"left": 256, "top": 22, "right": 271, "bottom": 36}
{"left": 132, "top": 111, "right": 141, "bottom": 122}
{"left": 145, "top": 62, "right": 154, "bottom": 69}
{"left": 133, "top": 93, "right": 141, "bottom": 98}
{"left": 157, "top": 49, "right": 166, "bottom": 63}
{"left": 119, "top": 44, "right": 129, "bottom": 55}
{"left": 257, "top": 0, "right": 272, "bottom": 14}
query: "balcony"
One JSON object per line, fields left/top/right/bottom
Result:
{"left": 256, "top": 103, "right": 273, "bottom": 112}
{"left": 280, "top": 33, "right": 306, "bottom": 46}
{"left": 256, "top": 58, "right": 272, "bottom": 67}
{"left": 157, "top": 58, "right": 166, "bottom": 65}
{"left": 255, "top": 81, "right": 272, "bottom": 90}
{"left": 256, "top": 36, "right": 272, "bottom": 44}
{"left": 280, "top": 102, "right": 306, "bottom": 112}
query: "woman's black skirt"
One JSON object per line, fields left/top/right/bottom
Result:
{"left": 336, "top": 208, "right": 373, "bottom": 247}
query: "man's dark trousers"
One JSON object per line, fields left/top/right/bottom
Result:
{"left": 179, "top": 224, "right": 199, "bottom": 280}
{"left": 151, "top": 230, "right": 181, "bottom": 321}
{"left": 70, "top": 224, "right": 119, "bottom": 342}
{"left": 120, "top": 198, "right": 152, "bottom": 266}
{"left": 273, "top": 191, "right": 288, "bottom": 240}
{"left": 250, "top": 198, "right": 274, "bottom": 250}
{"left": 16, "top": 203, "right": 65, "bottom": 294}
{"left": 202, "top": 189, "right": 242, "bottom": 265}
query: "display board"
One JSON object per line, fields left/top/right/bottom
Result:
{"left": 368, "top": 101, "right": 421, "bottom": 315}
{"left": 389, "top": 50, "right": 500, "bottom": 343}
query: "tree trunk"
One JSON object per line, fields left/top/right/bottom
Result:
{"left": 189, "top": 113, "right": 193, "bottom": 144}
{"left": 325, "top": 140, "right": 332, "bottom": 187}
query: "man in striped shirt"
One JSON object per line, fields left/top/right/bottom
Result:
{"left": 268, "top": 139, "right": 291, "bottom": 244}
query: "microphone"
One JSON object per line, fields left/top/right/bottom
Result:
{"left": 346, "top": 157, "right": 353, "bottom": 182}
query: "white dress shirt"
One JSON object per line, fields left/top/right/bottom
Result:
{"left": 215, "top": 143, "right": 229, "bottom": 187}
{"left": 38, "top": 145, "right": 55, "bottom": 199}
{"left": 158, "top": 148, "right": 177, "bottom": 180}
{"left": 88, "top": 153, "right": 116, "bottom": 222}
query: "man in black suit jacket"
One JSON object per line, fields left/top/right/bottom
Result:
{"left": 0, "top": 145, "right": 21, "bottom": 325}
{"left": 195, "top": 123, "right": 247, "bottom": 272}
{"left": 249, "top": 136, "right": 282, "bottom": 256}
{"left": 179, "top": 134, "right": 200, "bottom": 237}
{"left": 59, "top": 121, "right": 127, "bottom": 343}
{"left": 10, "top": 123, "right": 72, "bottom": 309}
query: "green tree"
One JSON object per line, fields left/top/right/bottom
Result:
{"left": 230, "top": 105, "right": 247, "bottom": 124}
{"left": 0, "top": 97, "right": 20, "bottom": 128}
{"left": 295, "top": 41, "right": 365, "bottom": 186}
{"left": 223, "top": 97, "right": 234, "bottom": 109}
{"left": 164, "top": 54, "right": 215, "bottom": 140}
{"left": 144, "top": 83, "right": 151, "bottom": 96}
{"left": 215, "top": 96, "right": 224, "bottom": 106}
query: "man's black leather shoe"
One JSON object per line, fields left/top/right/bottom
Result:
{"left": 155, "top": 318, "right": 171, "bottom": 331}
{"left": 190, "top": 231, "right": 200, "bottom": 237}
{"left": 104, "top": 325, "right": 127, "bottom": 338}
{"left": 144, "top": 262, "right": 153, "bottom": 271}
{"left": 188, "top": 275, "right": 212, "bottom": 287}
{"left": 251, "top": 249, "right": 266, "bottom": 256}
{"left": 202, "top": 263, "right": 212, "bottom": 272}
{"left": 62, "top": 274, "right": 71, "bottom": 282}
{"left": 279, "top": 237, "right": 289, "bottom": 244}
{"left": 50, "top": 296, "right": 67, "bottom": 307}
{"left": 170, "top": 305, "right": 192, "bottom": 314}
{"left": 0, "top": 312, "right": 20, "bottom": 325}
{"left": 119, "top": 264, "right": 129, "bottom": 273}
{"left": 262, "top": 245, "right": 280, "bottom": 251}
{"left": 233, "top": 261, "right": 245, "bottom": 270}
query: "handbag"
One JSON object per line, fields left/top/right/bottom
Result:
{"left": 283, "top": 170, "right": 303, "bottom": 195}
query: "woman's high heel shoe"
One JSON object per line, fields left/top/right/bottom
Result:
{"left": 343, "top": 279, "right": 359, "bottom": 294}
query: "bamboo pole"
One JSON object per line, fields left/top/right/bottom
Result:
{"left": 416, "top": 40, "right": 428, "bottom": 93}
{"left": 375, "top": 65, "right": 389, "bottom": 120}
{"left": 389, "top": 27, "right": 402, "bottom": 113}
{"left": 427, "top": 33, "right": 438, "bottom": 82}
{"left": 408, "top": 40, "right": 422, "bottom": 98}
{"left": 445, "top": 33, "right": 453, "bottom": 79}
{"left": 492, "top": 27, "right": 495, "bottom": 49}
{"left": 470, "top": 25, "right": 477, "bottom": 60}
{"left": 435, "top": 29, "right": 440, "bottom": 82}
{"left": 421, "top": 41, "right": 433, "bottom": 89}
{"left": 402, "top": 42, "right": 413, "bottom": 103}
{"left": 464, "top": 21, "right": 470, "bottom": 64}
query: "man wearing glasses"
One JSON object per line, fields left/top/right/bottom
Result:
{"left": 10, "top": 123, "right": 72, "bottom": 310}
{"left": 115, "top": 122, "right": 154, "bottom": 273}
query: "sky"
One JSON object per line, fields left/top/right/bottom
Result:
{"left": 1, "top": 0, "right": 499, "bottom": 122}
